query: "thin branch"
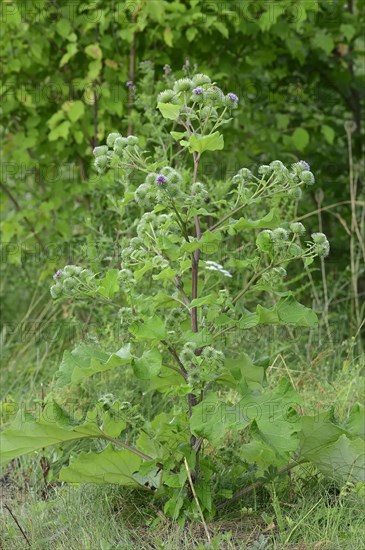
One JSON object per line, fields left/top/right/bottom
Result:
{"left": 192, "top": 436, "right": 203, "bottom": 453}
{"left": 161, "top": 340, "right": 188, "bottom": 380}
{"left": 315, "top": 190, "right": 333, "bottom": 346}
{"left": 209, "top": 201, "right": 247, "bottom": 232}
{"left": 0, "top": 181, "right": 46, "bottom": 252}
{"left": 346, "top": 124, "right": 363, "bottom": 339}
{"left": 295, "top": 200, "right": 365, "bottom": 222}
{"left": 217, "top": 460, "right": 306, "bottom": 509}
{"left": 184, "top": 457, "right": 211, "bottom": 544}
{"left": 105, "top": 435, "right": 153, "bottom": 461}
{"left": 229, "top": 263, "right": 271, "bottom": 309}
{"left": 4, "top": 504, "right": 31, "bottom": 547}
{"left": 174, "top": 276, "right": 191, "bottom": 308}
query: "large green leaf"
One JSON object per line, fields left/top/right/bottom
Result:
{"left": 277, "top": 296, "right": 318, "bottom": 326}
{"left": 97, "top": 269, "right": 120, "bottom": 299}
{"left": 240, "top": 437, "right": 285, "bottom": 476}
{"left": 321, "top": 124, "right": 335, "bottom": 145}
{"left": 60, "top": 445, "right": 152, "bottom": 487}
{"left": 182, "top": 230, "right": 222, "bottom": 254}
{"left": 299, "top": 409, "right": 365, "bottom": 483}
{"left": 190, "top": 379, "right": 301, "bottom": 453}
{"left": 218, "top": 354, "right": 265, "bottom": 391}
{"left": 63, "top": 100, "right": 85, "bottom": 123}
{"left": 345, "top": 403, "right": 365, "bottom": 439}
{"left": 56, "top": 344, "right": 131, "bottom": 387}
{"left": 238, "top": 311, "right": 260, "bottom": 329}
{"left": 259, "top": 5, "right": 285, "bottom": 31}
{"left": 312, "top": 31, "right": 334, "bottom": 55}
{"left": 146, "top": 368, "right": 186, "bottom": 393}
{"left": 241, "top": 381, "right": 301, "bottom": 457}
{"left": 238, "top": 297, "right": 317, "bottom": 329}
{"left": 0, "top": 403, "right": 104, "bottom": 466}
{"left": 59, "top": 42, "right": 78, "bottom": 67}
{"left": 133, "top": 348, "right": 162, "bottom": 379}
{"left": 48, "top": 120, "right": 71, "bottom": 141}
{"left": 189, "top": 294, "right": 217, "bottom": 308}
{"left": 233, "top": 208, "right": 281, "bottom": 231}
{"left": 129, "top": 316, "right": 167, "bottom": 340}
{"left": 157, "top": 102, "right": 180, "bottom": 120}
{"left": 306, "top": 435, "right": 365, "bottom": 484}
{"left": 189, "top": 131, "right": 224, "bottom": 154}
{"left": 85, "top": 43, "right": 103, "bottom": 59}
{"left": 299, "top": 412, "right": 346, "bottom": 456}
{"left": 256, "top": 304, "right": 280, "bottom": 324}
{"left": 292, "top": 128, "right": 310, "bottom": 151}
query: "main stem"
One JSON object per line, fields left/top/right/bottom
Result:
{"left": 188, "top": 152, "right": 201, "bottom": 456}
{"left": 191, "top": 153, "right": 202, "bottom": 332}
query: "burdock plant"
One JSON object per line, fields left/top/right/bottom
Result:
{"left": 3, "top": 73, "right": 358, "bottom": 528}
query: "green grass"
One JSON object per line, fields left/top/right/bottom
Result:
{"left": 1, "top": 475, "right": 364, "bottom": 549}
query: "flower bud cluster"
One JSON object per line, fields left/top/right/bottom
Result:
{"left": 201, "top": 346, "right": 225, "bottom": 369}
{"left": 311, "top": 232, "right": 330, "bottom": 257}
{"left": 290, "top": 222, "right": 306, "bottom": 235}
{"left": 272, "top": 228, "right": 289, "bottom": 242}
{"left": 290, "top": 161, "right": 315, "bottom": 185}
{"left": 256, "top": 225, "right": 330, "bottom": 260}
{"left": 258, "top": 228, "right": 298, "bottom": 256}
{"left": 232, "top": 168, "right": 255, "bottom": 185}
{"left": 134, "top": 183, "right": 156, "bottom": 209}
{"left": 120, "top": 236, "right": 148, "bottom": 268}
{"left": 152, "top": 255, "right": 169, "bottom": 270}
{"left": 179, "top": 342, "right": 196, "bottom": 365}
{"left": 158, "top": 73, "right": 239, "bottom": 113}
{"left": 134, "top": 167, "right": 183, "bottom": 209}
{"left": 50, "top": 265, "right": 93, "bottom": 298}
{"left": 136, "top": 212, "right": 175, "bottom": 240}
{"left": 232, "top": 160, "right": 315, "bottom": 204}
{"left": 186, "top": 345, "right": 226, "bottom": 387}
{"left": 261, "top": 267, "right": 287, "bottom": 286}
{"left": 187, "top": 182, "right": 209, "bottom": 209}
{"left": 167, "top": 308, "right": 187, "bottom": 337}
{"left": 119, "top": 306, "right": 134, "bottom": 327}
{"left": 118, "top": 268, "right": 134, "bottom": 291}
{"left": 93, "top": 134, "right": 140, "bottom": 174}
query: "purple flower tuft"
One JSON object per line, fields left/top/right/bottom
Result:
{"left": 155, "top": 175, "right": 167, "bottom": 185}
{"left": 227, "top": 93, "right": 239, "bottom": 103}
{"left": 299, "top": 160, "right": 310, "bottom": 171}
{"left": 126, "top": 80, "right": 134, "bottom": 88}
{"left": 53, "top": 269, "right": 63, "bottom": 280}
{"left": 192, "top": 87, "right": 204, "bottom": 95}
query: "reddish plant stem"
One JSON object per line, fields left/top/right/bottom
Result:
{"left": 188, "top": 152, "right": 202, "bottom": 464}
{"left": 191, "top": 153, "right": 201, "bottom": 334}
